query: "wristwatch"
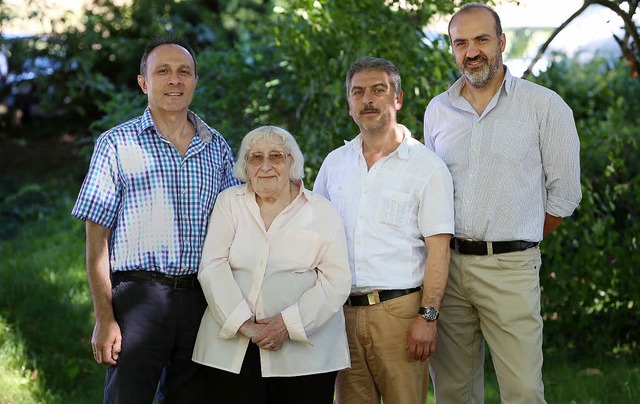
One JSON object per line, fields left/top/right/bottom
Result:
{"left": 418, "top": 306, "right": 439, "bottom": 322}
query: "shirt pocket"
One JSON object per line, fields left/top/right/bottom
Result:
{"left": 376, "top": 190, "right": 411, "bottom": 227}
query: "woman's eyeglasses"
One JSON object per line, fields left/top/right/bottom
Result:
{"left": 246, "top": 151, "right": 290, "bottom": 166}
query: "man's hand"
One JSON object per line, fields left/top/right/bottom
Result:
{"left": 406, "top": 317, "right": 437, "bottom": 362}
{"left": 92, "top": 319, "right": 121, "bottom": 366}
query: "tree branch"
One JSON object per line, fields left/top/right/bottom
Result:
{"left": 521, "top": 1, "right": 591, "bottom": 79}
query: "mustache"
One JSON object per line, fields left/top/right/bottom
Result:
{"left": 360, "top": 106, "right": 380, "bottom": 114}
{"left": 464, "top": 55, "right": 487, "bottom": 66}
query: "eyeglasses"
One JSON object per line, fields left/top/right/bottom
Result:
{"left": 246, "top": 151, "right": 290, "bottom": 166}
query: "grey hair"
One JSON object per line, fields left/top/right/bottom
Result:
{"left": 345, "top": 57, "right": 402, "bottom": 98}
{"left": 233, "top": 125, "right": 305, "bottom": 182}
{"left": 448, "top": 2, "right": 503, "bottom": 39}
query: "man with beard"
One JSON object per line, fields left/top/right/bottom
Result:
{"left": 314, "top": 57, "right": 454, "bottom": 404}
{"left": 423, "top": 3, "right": 581, "bottom": 403}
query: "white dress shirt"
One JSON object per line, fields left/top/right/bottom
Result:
{"left": 313, "top": 126, "right": 454, "bottom": 292}
{"left": 192, "top": 182, "right": 351, "bottom": 376}
{"left": 424, "top": 67, "right": 582, "bottom": 242}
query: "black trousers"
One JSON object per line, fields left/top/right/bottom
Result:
{"left": 104, "top": 272, "right": 207, "bottom": 404}
{"left": 204, "top": 342, "right": 338, "bottom": 404}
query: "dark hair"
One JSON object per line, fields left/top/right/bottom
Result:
{"left": 345, "top": 57, "right": 401, "bottom": 98}
{"left": 448, "top": 2, "right": 503, "bottom": 38}
{"left": 139, "top": 35, "right": 198, "bottom": 78}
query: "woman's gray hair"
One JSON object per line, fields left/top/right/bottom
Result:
{"left": 233, "top": 125, "right": 305, "bottom": 182}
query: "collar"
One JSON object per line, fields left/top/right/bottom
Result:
{"left": 139, "top": 107, "right": 219, "bottom": 144}
{"left": 235, "top": 179, "right": 314, "bottom": 203}
{"left": 346, "top": 123, "right": 412, "bottom": 160}
{"left": 447, "top": 65, "right": 513, "bottom": 101}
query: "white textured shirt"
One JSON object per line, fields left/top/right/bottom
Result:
{"left": 424, "top": 68, "right": 582, "bottom": 242}
{"left": 192, "top": 182, "right": 351, "bottom": 376}
{"left": 313, "top": 127, "right": 454, "bottom": 292}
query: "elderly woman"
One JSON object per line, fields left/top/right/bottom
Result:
{"left": 192, "top": 126, "right": 351, "bottom": 404}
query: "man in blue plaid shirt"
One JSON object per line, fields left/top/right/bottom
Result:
{"left": 72, "top": 36, "right": 239, "bottom": 403}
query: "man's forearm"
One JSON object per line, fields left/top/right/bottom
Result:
{"left": 86, "top": 220, "right": 114, "bottom": 321}
{"left": 543, "top": 213, "right": 564, "bottom": 238}
{"left": 421, "top": 234, "right": 452, "bottom": 309}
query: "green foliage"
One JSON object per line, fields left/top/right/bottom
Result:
{"left": 88, "top": 0, "right": 460, "bottom": 181}
{"left": 530, "top": 58, "right": 640, "bottom": 357}
{"left": 189, "top": 0, "right": 458, "bottom": 181}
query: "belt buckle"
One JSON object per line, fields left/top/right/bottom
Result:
{"left": 366, "top": 290, "right": 381, "bottom": 305}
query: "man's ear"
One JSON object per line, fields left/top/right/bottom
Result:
{"left": 137, "top": 75, "right": 148, "bottom": 94}
{"left": 395, "top": 90, "right": 404, "bottom": 111}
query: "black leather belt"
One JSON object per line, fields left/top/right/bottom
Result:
{"left": 113, "top": 271, "right": 199, "bottom": 291}
{"left": 450, "top": 237, "right": 538, "bottom": 255}
{"left": 345, "top": 287, "right": 421, "bottom": 306}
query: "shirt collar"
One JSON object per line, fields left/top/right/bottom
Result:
{"left": 346, "top": 124, "right": 412, "bottom": 160}
{"left": 140, "top": 107, "right": 219, "bottom": 144}
{"left": 447, "top": 65, "right": 513, "bottom": 101}
{"left": 236, "top": 179, "right": 314, "bottom": 203}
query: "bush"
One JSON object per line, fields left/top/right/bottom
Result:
{"left": 531, "top": 58, "right": 640, "bottom": 357}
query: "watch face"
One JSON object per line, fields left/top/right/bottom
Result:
{"left": 419, "top": 306, "right": 439, "bottom": 321}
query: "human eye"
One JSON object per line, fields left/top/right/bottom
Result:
{"left": 269, "top": 151, "right": 288, "bottom": 164}
{"left": 246, "top": 153, "right": 265, "bottom": 166}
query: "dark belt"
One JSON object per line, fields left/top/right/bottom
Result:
{"left": 450, "top": 237, "right": 538, "bottom": 255}
{"left": 345, "top": 287, "right": 421, "bottom": 306}
{"left": 113, "top": 271, "right": 199, "bottom": 291}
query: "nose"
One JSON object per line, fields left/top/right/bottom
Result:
{"left": 167, "top": 71, "right": 182, "bottom": 85}
{"left": 466, "top": 43, "right": 480, "bottom": 59}
{"left": 362, "top": 89, "right": 374, "bottom": 104}
{"left": 259, "top": 158, "right": 273, "bottom": 170}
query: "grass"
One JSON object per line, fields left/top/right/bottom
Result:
{"left": 1, "top": 177, "right": 638, "bottom": 403}
{"left": 0, "top": 177, "right": 103, "bottom": 403}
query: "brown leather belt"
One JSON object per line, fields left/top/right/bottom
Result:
{"left": 450, "top": 237, "right": 538, "bottom": 255}
{"left": 345, "top": 287, "right": 421, "bottom": 306}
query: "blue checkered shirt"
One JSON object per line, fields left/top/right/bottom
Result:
{"left": 72, "top": 108, "right": 240, "bottom": 275}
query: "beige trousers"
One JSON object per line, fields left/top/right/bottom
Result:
{"left": 430, "top": 247, "right": 546, "bottom": 404}
{"left": 335, "top": 291, "right": 429, "bottom": 404}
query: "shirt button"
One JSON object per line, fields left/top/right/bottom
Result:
{"left": 181, "top": 265, "right": 187, "bottom": 270}
{"left": 182, "top": 188, "right": 187, "bottom": 194}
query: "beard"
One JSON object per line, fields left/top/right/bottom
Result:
{"left": 460, "top": 51, "right": 502, "bottom": 88}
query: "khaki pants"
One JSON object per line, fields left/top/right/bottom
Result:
{"left": 430, "top": 247, "right": 546, "bottom": 404}
{"left": 336, "top": 291, "right": 428, "bottom": 404}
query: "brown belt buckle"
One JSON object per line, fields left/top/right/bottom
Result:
{"left": 366, "top": 290, "right": 381, "bottom": 305}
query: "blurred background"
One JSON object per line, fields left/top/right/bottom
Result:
{"left": 0, "top": 0, "right": 638, "bottom": 402}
